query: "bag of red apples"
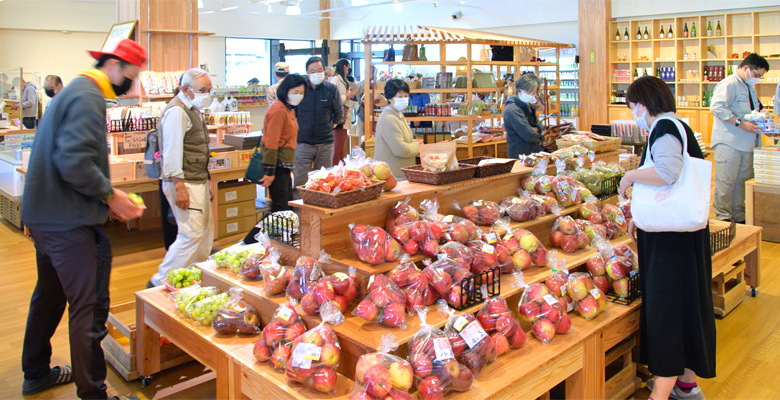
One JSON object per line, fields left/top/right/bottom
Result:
{"left": 465, "top": 239, "right": 502, "bottom": 276}
{"left": 518, "top": 284, "right": 570, "bottom": 344}
{"left": 520, "top": 159, "right": 551, "bottom": 195}
{"left": 408, "top": 308, "right": 473, "bottom": 400}
{"left": 550, "top": 215, "right": 590, "bottom": 253}
{"left": 350, "top": 223, "right": 403, "bottom": 265}
{"left": 301, "top": 268, "right": 358, "bottom": 317}
{"left": 439, "top": 302, "right": 497, "bottom": 378}
{"left": 351, "top": 334, "right": 413, "bottom": 400}
{"left": 237, "top": 232, "right": 273, "bottom": 279}
{"left": 420, "top": 199, "right": 479, "bottom": 244}
{"left": 600, "top": 239, "right": 639, "bottom": 300}
{"left": 601, "top": 203, "right": 629, "bottom": 238}
{"left": 543, "top": 250, "right": 575, "bottom": 312}
{"left": 258, "top": 248, "right": 293, "bottom": 296}
{"left": 212, "top": 288, "right": 262, "bottom": 335}
{"left": 475, "top": 294, "right": 527, "bottom": 357}
{"left": 253, "top": 302, "right": 307, "bottom": 370}
{"left": 287, "top": 251, "right": 327, "bottom": 301}
{"left": 497, "top": 219, "right": 549, "bottom": 270}
{"left": 386, "top": 255, "right": 438, "bottom": 313}
{"left": 567, "top": 272, "right": 608, "bottom": 320}
{"left": 500, "top": 190, "right": 546, "bottom": 222}
{"left": 386, "top": 197, "right": 420, "bottom": 230}
{"left": 422, "top": 256, "right": 474, "bottom": 310}
{"left": 452, "top": 199, "right": 503, "bottom": 226}
{"left": 389, "top": 218, "right": 445, "bottom": 257}
{"left": 353, "top": 274, "right": 407, "bottom": 328}
{"left": 286, "top": 302, "right": 343, "bottom": 393}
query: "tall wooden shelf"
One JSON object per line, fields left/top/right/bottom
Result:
{"left": 361, "top": 25, "right": 572, "bottom": 158}
{"left": 608, "top": 10, "right": 780, "bottom": 145}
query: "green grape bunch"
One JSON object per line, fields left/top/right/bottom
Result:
{"left": 214, "top": 248, "right": 251, "bottom": 274}
{"left": 187, "top": 292, "right": 231, "bottom": 326}
{"left": 174, "top": 286, "right": 218, "bottom": 313}
{"left": 166, "top": 267, "right": 202, "bottom": 289}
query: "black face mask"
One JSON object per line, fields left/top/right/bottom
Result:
{"left": 45, "top": 88, "right": 56, "bottom": 98}
{"left": 112, "top": 76, "right": 133, "bottom": 96}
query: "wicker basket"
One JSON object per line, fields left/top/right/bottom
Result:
{"left": 460, "top": 157, "right": 515, "bottom": 178}
{"left": 401, "top": 164, "right": 478, "bottom": 185}
{"left": 297, "top": 181, "right": 385, "bottom": 208}
{"left": 556, "top": 136, "right": 622, "bottom": 153}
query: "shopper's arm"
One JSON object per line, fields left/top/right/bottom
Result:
{"left": 260, "top": 109, "right": 284, "bottom": 176}
{"left": 647, "top": 134, "right": 684, "bottom": 185}
{"left": 504, "top": 106, "right": 542, "bottom": 143}
{"left": 710, "top": 81, "right": 760, "bottom": 133}
{"left": 332, "top": 87, "right": 344, "bottom": 124}
{"left": 380, "top": 115, "right": 419, "bottom": 158}
{"left": 22, "top": 86, "right": 34, "bottom": 109}
{"left": 160, "top": 107, "right": 189, "bottom": 180}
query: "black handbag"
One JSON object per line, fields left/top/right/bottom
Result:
{"left": 491, "top": 45, "right": 514, "bottom": 61}
{"left": 244, "top": 135, "right": 291, "bottom": 183}
{"left": 383, "top": 47, "right": 396, "bottom": 62}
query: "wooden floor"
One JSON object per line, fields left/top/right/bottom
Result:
{"left": 2, "top": 218, "right": 780, "bottom": 399}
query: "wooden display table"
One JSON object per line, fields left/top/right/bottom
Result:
{"left": 745, "top": 178, "right": 780, "bottom": 243}
{"left": 0, "top": 126, "right": 35, "bottom": 136}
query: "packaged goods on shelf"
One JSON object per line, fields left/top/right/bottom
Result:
{"left": 610, "top": 120, "right": 648, "bottom": 143}
{"left": 744, "top": 111, "right": 779, "bottom": 136}
{"left": 206, "top": 111, "right": 251, "bottom": 125}
{"left": 139, "top": 71, "right": 183, "bottom": 95}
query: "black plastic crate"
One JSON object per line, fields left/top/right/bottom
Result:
{"left": 453, "top": 266, "right": 501, "bottom": 311}
{"left": 710, "top": 222, "right": 736, "bottom": 254}
{"left": 596, "top": 175, "right": 621, "bottom": 200}
{"left": 259, "top": 211, "right": 300, "bottom": 248}
{"left": 605, "top": 270, "right": 640, "bottom": 305}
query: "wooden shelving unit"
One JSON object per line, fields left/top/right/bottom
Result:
{"left": 361, "top": 25, "right": 572, "bottom": 158}
{"left": 608, "top": 10, "right": 780, "bottom": 144}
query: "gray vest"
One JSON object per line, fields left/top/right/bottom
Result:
{"left": 162, "top": 96, "right": 210, "bottom": 182}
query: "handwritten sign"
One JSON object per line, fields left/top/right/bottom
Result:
{"left": 226, "top": 124, "right": 252, "bottom": 135}
{"left": 123, "top": 130, "right": 147, "bottom": 150}
{"left": 102, "top": 21, "right": 137, "bottom": 51}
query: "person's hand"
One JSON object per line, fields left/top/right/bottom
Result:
{"left": 259, "top": 174, "right": 275, "bottom": 188}
{"left": 174, "top": 182, "right": 189, "bottom": 210}
{"left": 346, "top": 91, "right": 356, "bottom": 100}
{"left": 107, "top": 188, "right": 145, "bottom": 221}
{"left": 740, "top": 120, "right": 761, "bottom": 134}
{"left": 11, "top": 103, "right": 19, "bottom": 110}
{"left": 628, "top": 219, "right": 637, "bottom": 243}
{"left": 619, "top": 172, "right": 634, "bottom": 199}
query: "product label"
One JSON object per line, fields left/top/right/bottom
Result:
{"left": 277, "top": 306, "right": 293, "bottom": 321}
{"left": 291, "top": 343, "right": 321, "bottom": 369}
{"left": 460, "top": 321, "right": 489, "bottom": 349}
{"left": 227, "top": 222, "right": 238, "bottom": 233}
{"left": 482, "top": 244, "right": 495, "bottom": 255}
{"left": 225, "top": 190, "right": 238, "bottom": 202}
{"left": 433, "top": 337, "right": 455, "bottom": 361}
{"left": 543, "top": 294, "right": 558, "bottom": 306}
{"left": 226, "top": 207, "right": 238, "bottom": 218}
{"left": 485, "top": 232, "right": 498, "bottom": 244}
{"left": 425, "top": 153, "right": 449, "bottom": 170}
{"left": 367, "top": 275, "right": 375, "bottom": 289}
{"left": 454, "top": 316, "right": 469, "bottom": 332}
{"left": 615, "top": 214, "right": 625, "bottom": 225}
{"left": 334, "top": 272, "right": 349, "bottom": 281}
{"left": 560, "top": 181, "right": 571, "bottom": 192}
{"left": 590, "top": 289, "right": 602, "bottom": 299}
{"left": 442, "top": 215, "right": 455, "bottom": 223}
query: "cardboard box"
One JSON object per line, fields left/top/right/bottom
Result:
{"left": 217, "top": 215, "right": 256, "bottom": 238}
{"left": 208, "top": 150, "right": 239, "bottom": 171}
{"left": 224, "top": 133, "right": 262, "bottom": 150}
{"left": 218, "top": 199, "right": 255, "bottom": 220}
{"left": 217, "top": 181, "right": 256, "bottom": 205}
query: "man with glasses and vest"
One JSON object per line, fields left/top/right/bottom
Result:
{"left": 710, "top": 53, "right": 769, "bottom": 223}
{"left": 149, "top": 68, "right": 215, "bottom": 288}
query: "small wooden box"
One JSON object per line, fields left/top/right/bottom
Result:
{"left": 217, "top": 181, "right": 257, "bottom": 205}
{"left": 217, "top": 214, "right": 257, "bottom": 238}
{"left": 712, "top": 261, "right": 747, "bottom": 318}
{"left": 109, "top": 157, "right": 136, "bottom": 182}
{"left": 218, "top": 199, "right": 256, "bottom": 220}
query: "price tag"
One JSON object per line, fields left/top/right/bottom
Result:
{"left": 543, "top": 294, "right": 558, "bottom": 306}
{"left": 454, "top": 316, "right": 469, "bottom": 332}
{"left": 291, "top": 343, "right": 321, "bottom": 369}
{"left": 442, "top": 215, "right": 455, "bottom": 223}
{"left": 590, "top": 289, "right": 602, "bottom": 299}
{"left": 485, "top": 232, "right": 498, "bottom": 244}
{"left": 277, "top": 306, "right": 293, "bottom": 321}
{"left": 367, "top": 275, "right": 375, "bottom": 289}
{"left": 334, "top": 272, "right": 349, "bottom": 281}
{"left": 560, "top": 181, "right": 571, "bottom": 192}
{"left": 482, "top": 244, "right": 495, "bottom": 254}
{"left": 123, "top": 130, "right": 147, "bottom": 149}
{"left": 433, "top": 337, "right": 455, "bottom": 361}
{"left": 615, "top": 214, "right": 625, "bottom": 225}
{"left": 460, "top": 321, "right": 489, "bottom": 349}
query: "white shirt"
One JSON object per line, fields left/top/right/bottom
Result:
{"left": 160, "top": 92, "right": 195, "bottom": 179}
{"left": 329, "top": 75, "right": 349, "bottom": 104}
{"left": 267, "top": 77, "right": 284, "bottom": 105}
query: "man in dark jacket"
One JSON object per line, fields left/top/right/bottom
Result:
{"left": 20, "top": 38, "right": 146, "bottom": 399}
{"left": 292, "top": 56, "right": 343, "bottom": 198}
{"left": 504, "top": 72, "right": 545, "bottom": 158}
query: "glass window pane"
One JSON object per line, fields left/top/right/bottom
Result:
{"left": 281, "top": 40, "right": 313, "bottom": 50}
{"left": 340, "top": 41, "right": 352, "bottom": 53}
{"left": 285, "top": 54, "right": 317, "bottom": 75}
{"left": 225, "top": 38, "right": 270, "bottom": 86}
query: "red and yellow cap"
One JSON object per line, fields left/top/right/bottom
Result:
{"left": 88, "top": 38, "right": 147, "bottom": 67}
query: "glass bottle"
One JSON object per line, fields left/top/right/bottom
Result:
{"left": 716, "top": 20, "right": 722, "bottom": 36}
{"left": 728, "top": 65, "right": 734, "bottom": 75}
{"left": 624, "top": 28, "right": 629, "bottom": 41}
{"left": 707, "top": 21, "right": 713, "bottom": 37}
{"left": 668, "top": 25, "right": 674, "bottom": 39}
{"left": 643, "top": 27, "right": 649, "bottom": 40}
{"left": 692, "top": 22, "right": 697, "bottom": 38}
{"left": 615, "top": 28, "right": 621, "bottom": 41}
{"left": 684, "top": 23, "right": 689, "bottom": 38}
{"left": 419, "top": 45, "right": 427, "bottom": 61}
{"left": 637, "top": 27, "right": 642, "bottom": 40}
{"left": 660, "top": 25, "right": 665, "bottom": 38}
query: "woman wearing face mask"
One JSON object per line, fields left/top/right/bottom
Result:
{"left": 258, "top": 73, "right": 307, "bottom": 212}
{"left": 503, "top": 72, "right": 545, "bottom": 158}
{"left": 330, "top": 59, "right": 356, "bottom": 164}
{"left": 374, "top": 79, "right": 421, "bottom": 180}
{"left": 618, "top": 76, "right": 716, "bottom": 400}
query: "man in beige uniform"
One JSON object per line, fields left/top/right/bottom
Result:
{"left": 151, "top": 68, "right": 214, "bottom": 286}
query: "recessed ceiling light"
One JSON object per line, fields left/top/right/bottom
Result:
{"left": 197, "top": 0, "right": 204, "bottom": 8}
{"left": 285, "top": 0, "right": 301, "bottom": 15}
{"left": 267, "top": 3, "right": 272, "bottom": 12}
{"left": 221, "top": 5, "right": 238, "bottom": 11}
{"left": 200, "top": 10, "right": 215, "bottom": 14}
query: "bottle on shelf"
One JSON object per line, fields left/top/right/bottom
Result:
{"left": 703, "top": 67, "right": 709, "bottom": 82}
{"left": 684, "top": 23, "right": 689, "bottom": 38}
{"left": 644, "top": 26, "right": 650, "bottom": 40}
{"left": 692, "top": 22, "right": 697, "bottom": 37}
{"left": 624, "top": 28, "right": 629, "bottom": 41}
{"left": 716, "top": 20, "right": 722, "bottom": 36}
{"left": 668, "top": 25, "right": 674, "bottom": 39}
{"left": 634, "top": 69, "right": 639, "bottom": 79}
{"left": 728, "top": 65, "right": 734, "bottom": 75}
{"left": 637, "top": 27, "right": 642, "bottom": 40}
{"left": 660, "top": 25, "right": 665, "bottom": 38}
{"left": 656, "top": 68, "right": 661, "bottom": 78}
{"left": 616, "top": 28, "right": 621, "bottom": 41}
{"left": 643, "top": 68, "right": 648, "bottom": 76}
{"left": 707, "top": 21, "right": 713, "bottom": 36}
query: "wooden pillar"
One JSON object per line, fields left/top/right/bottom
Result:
{"left": 320, "top": 0, "right": 330, "bottom": 40}
{"left": 578, "top": 0, "right": 611, "bottom": 131}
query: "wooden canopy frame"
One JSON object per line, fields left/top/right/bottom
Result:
{"left": 362, "top": 25, "right": 573, "bottom": 48}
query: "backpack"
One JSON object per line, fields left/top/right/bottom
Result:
{"left": 143, "top": 128, "right": 163, "bottom": 179}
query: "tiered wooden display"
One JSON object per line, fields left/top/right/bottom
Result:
{"left": 608, "top": 10, "right": 780, "bottom": 145}
{"left": 361, "top": 26, "right": 573, "bottom": 158}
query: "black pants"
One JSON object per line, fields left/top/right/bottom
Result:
{"left": 22, "top": 117, "right": 37, "bottom": 129}
{"left": 159, "top": 180, "right": 178, "bottom": 250}
{"left": 23, "top": 226, "right": 112, "bottom": 399}
{"left": 268, "top": 167, "right": 293, "bottom": 213}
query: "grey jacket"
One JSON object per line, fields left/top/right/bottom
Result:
{"left": 22, "top": 83, "right": 38, "bottom": 118}
{"left": 295, "top": 79, "right": 343, "bottom": 145}
{"left": 504, "top": 96, "right": 544, "bottom": 157}
{"left": 710, "top": 73, "right": 761, "bottom": 152}
{"left": 21, "top": 76, "right": 113, "bottom": 231}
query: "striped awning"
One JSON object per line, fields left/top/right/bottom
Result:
{"left": 362, "top": 25, "right": 573, "bottom": 48}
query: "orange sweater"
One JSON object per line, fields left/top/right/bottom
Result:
{"left": 261, "top": 100, "right": 298, "bottom": 166}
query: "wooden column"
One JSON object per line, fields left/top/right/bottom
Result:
{"left": 578, "top": 0, "right": 611, "bottom": 131}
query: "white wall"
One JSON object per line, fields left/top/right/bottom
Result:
{"left": 612, "top": 0, "right": 780, "bottom": 19}
{"left": 199, "top": 36, "right": 226, "bottom": 86}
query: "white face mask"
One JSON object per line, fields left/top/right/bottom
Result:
{"left": 191, "top": 92, "right": 212, "bottom": 109}
{"left": 392, "top": 97, "right": 409, "bottom": 111}
{"left": 287, "top": 93, "right": 304, "bottom": 106}
{"left": 632, "top": 105, "right": 650, "bottom": 131}
{"left": 518, "top": 90, "right": 535, "bottom": 103}
{"left": 745, "top": 69, "right": 760, "bottom": 86}
{"left": 309, "top": 72, "right": 325, "bottom": 86}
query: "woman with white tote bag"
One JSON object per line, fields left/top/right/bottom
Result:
{"left": 618, "top": 76, "right": 716, "bottom": 400}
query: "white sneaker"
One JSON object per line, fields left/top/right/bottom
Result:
{"left": 646, "top": 379, "right": 706, "bottom": 400}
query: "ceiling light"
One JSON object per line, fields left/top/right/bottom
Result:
{"left": 433, "top": 2, "right": 438, "bottom": 7}
{"left": 221, "top": 5, "right": 239, "bottom": 11}
{"left": 460, "top": 0, "right": 465, "bottom": 3}
{"left": 393, "top": 1, "right": 402, "bottom": 11}
{"left": 267, "top": 3, "right": 272, "bottom": 11}
{"left": 197, "top": 0, "right": 204, "bottom": 8}
{"left": 285, "top": 0, "right": 301, "bottom": 15}
{"left": 200, "top": 10, "right": 215, "bottom": 14}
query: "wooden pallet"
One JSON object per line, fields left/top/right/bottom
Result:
{"left": 712, "top": 261, "right": 747, "bottom": 318}
{"left": 103, "top": 301, "right": 192, "bottom": 381}
{"left": 0, "top": 192, "right": 22, "bottom": 229}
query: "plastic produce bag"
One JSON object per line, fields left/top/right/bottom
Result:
{"left": 551, "top": 174, "right": 580, "bottom": 207}
{"left": 239, "top": 241, "right": 278, "bottom": 280}
{"left": 601, "top": 204, "right": 629, "bottom": 238}
{"left": 619, "top": 195, "right": 632, "bottom": 219}
{"left": 476, "top": 295, "right": 527, "bottom": 354}
{"left": 422, "top": 257, "right": 473, "bottom": 309}
{"left": 465, "top": 240, "right": 500, "bottom": 276}
{"left": 386, "top": 197, "right": 420, "bottom": 230}
{"left": 587, "top": 238, "right": 613, "bottom": 294}
{"left": 213, "top": 288, "right": 261, "bottom": 335}
{"left": 253, "top": 302, "right": 307, "bottom": 370}
{"left": 285, "top": 303, "right": 343, "bottom": 393}
{"left": 258, "top": 249, "right": 293, "bottom": 295}
{"left": 453, "top": 200, "right": 502, "bottom": 226}
{"left": 530, "top": 193, "right": 561, "bottom": 216}
{"left": 499, "top": 222, "right": 549, "bottom": 269}
{"left": 420, "top": 141, "right": 458, "bottom": 172}
{"left": 171, "top": 285, "right": 218, "bottom": 315}
{"left": 437, "top": 242, "right": 474, "bottom": 271}
{"left": 543, "top": 250, "right": 575, "bottom": 313}
{"left": 519, "top": 160, "right": 549, "bottom": 194}
{"left": 386, "top": 255, "right": 436, "bottom": 313}
{"left": 350, "top": 223, "right": 403, "bottom": 265}
{"left": 421, "top": 199, "right": 479, "bottom": 244}
{"left": 606, "top": 245, "right": 638, "bottom": 300}
{"left": 439, "top": 302, "right": 497, "bottom": 378}
{"left": 578, "top": 201, "right": 603, "bottom": 224}
{"left": 389, "top": 220, "right": 445, "bottom": 257}
{"left": 286, "top": 251, "right": 328, "bottom": 301}
{"left": 164, "top": 266, "right": 202, "bottom": 291}
{"left": 408, "top": 308, "right": 473, "bottom": 399}
{"left": 353, "top": 274, "right": 407, "bottom": 328}
{"left": 212, "top": 233, "right": 271, "bottom": 274}
{"left": 550, "top": 215, "right": 589, "bottom": 253}
{"left": 351, "top": 334, "right": 414, "bottom": 399}
{"left": 517, "top": 284, "right": 566, "bottom": 344}
{"left": 186, "top": 291, "right": 230, "bottom": 326}
{"left": 501, "top": 191, "right": 542, "bottom": 222}
{"left": 301, "top": 268, "right": 358, "bottom": 317}
{"left": 567, "top": 272, "right": 607, "bottom": 320}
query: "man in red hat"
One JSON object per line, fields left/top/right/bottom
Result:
{"left": 21, "top": 38, "right": 147, "bottom": 399}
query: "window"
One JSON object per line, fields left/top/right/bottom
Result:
{"left": 279, "top": 40, "right": 317, "bottom": 74}
{"left": 225, "top": 38, "right": 271, "bottom": 86}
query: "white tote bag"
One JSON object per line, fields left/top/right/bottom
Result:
{"left": 632, "top": 117, "right": 712, "bottom": 232}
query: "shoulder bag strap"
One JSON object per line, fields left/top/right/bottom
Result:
{"left": 647, "top": 116, "right": 688, "bottom": 162}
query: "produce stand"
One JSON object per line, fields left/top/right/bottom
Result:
{"left": 745, "top": 178, "right": 780, "bottom": 243}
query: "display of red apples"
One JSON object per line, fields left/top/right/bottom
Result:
{"left": 386, "top": 257, "right": 437, "bottom": 313}
{"left": 350, "top": 224, "right": 403, "bottom": 265}
{"left": 253, "top": 303, "right": 306, "bottom": 370}
{"left": 351, "top": 334, "right": 413, "bottom": 400}
{"left": 422, "top": 257, "right": 473, "bottom": 309}
{"left": 301, "top": 272, "right": 358, "bottom": 316}
{"left": 390, "top": 220, "right": 445, "bottom": 257}
{"left": 566, "top": 273, "right": 608, "bottom": 320}
{"left": 386, "top": 197, "right": 420, "bottom": 230}
{"left": 441, "top": 306, "right": 497, "bottom": 378}
{"left": 454, "top": 200, "right": 502, "bottom": 226}
{"left": 500, "top": 194, "right": 542, "bottom": 222}
{"left": 353, "top": 274, "right": 407, "bottom": 328}
{"left": 500, "top": 227, "right": 549, "bottom": 270}
{"left": 285, "top": 304, "right": 343, "bottom": 393}
{"left": 476, "top": 296, "right": 527, "bottom": 355}
{"left": 518, "top": 284, "right": 569, "bottom": 344}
